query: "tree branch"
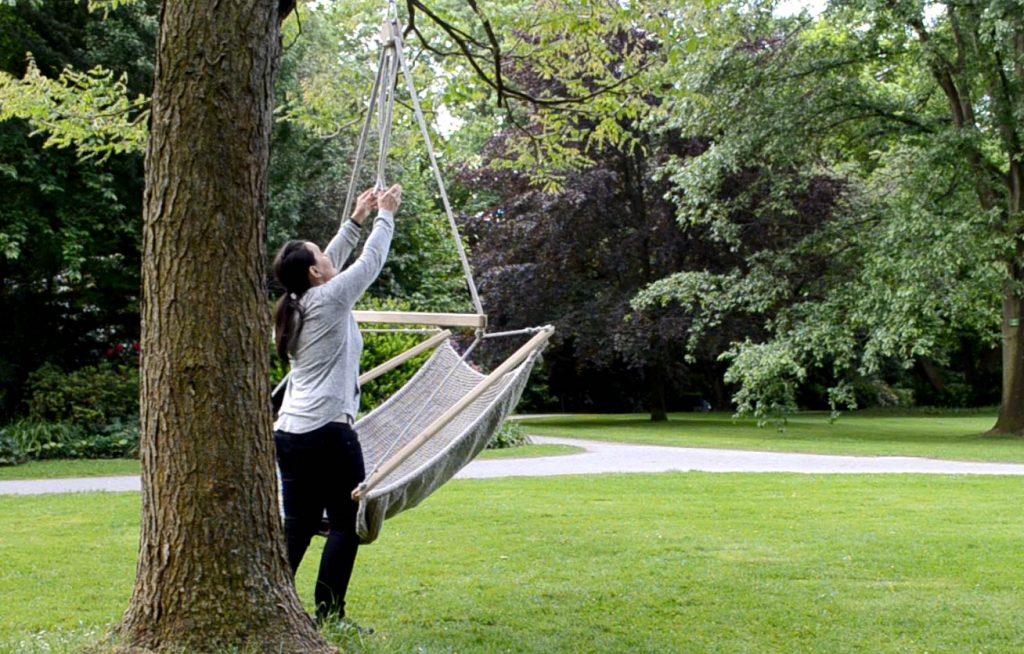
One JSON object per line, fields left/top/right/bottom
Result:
{"left": 403, "top": 0, "right": 652, "bottom": 110}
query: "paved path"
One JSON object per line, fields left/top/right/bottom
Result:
{"left": 462, "top": 437, "right": 1024, "bottom": 478}
{"left": 3, "top": 436, "right": 1024, "bottom": 496}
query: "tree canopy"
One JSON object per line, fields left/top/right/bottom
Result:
{"left": 4, "top": 0, "right": 1023, "bottom": 430}
{"left": 630, "top": 0, "right": 1019, "bottom": 427}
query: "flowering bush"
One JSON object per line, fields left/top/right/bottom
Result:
{"left": 105, "top": 341, "right": 141, "bottom": 361}
{"left": 26, "top": 361, "right": 139, "bottom": 430}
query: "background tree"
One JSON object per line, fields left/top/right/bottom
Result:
{"left": 637, "top": 0, "right": 1015, "bottom": 428}
{"left": 461, "top": 145, "right": 690, "bottom": 419}
{"left": 0, "top": 0, "right": 155, "bottom": 419}
{"left": 454, "top": 20, "right": 713, "bottom": 420}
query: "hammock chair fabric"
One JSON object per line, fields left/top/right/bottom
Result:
{"left": 354, "top": 341, "right": 543, "bottom": 543}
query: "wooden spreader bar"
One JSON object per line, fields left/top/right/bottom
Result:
{"left": 353, "top": 311, "right": 487, "bottom": 329}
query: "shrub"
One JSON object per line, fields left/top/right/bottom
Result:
{"left": 940, "top": 382, "right": 973, "bottom": 408}
{"left": 34, "top": 418, "right": 140, "bottom": 460}
{"left": 517, "top": 365, "right": 557, "bottom": 412}
{"left": 1, "top": 419, "right": 83, "bottom": 459}
{"left": 359, "top": 330, "right": 432, "bottom": 412}
{"left": 26, "top": 362, "right": 139, "bottom": 430}
{"left": 851, "top": 377, "right": 915, "bottom": 410}
{"left": 487, "top": 421, "right": 531, "bottom": 449}
{"left": 876, "top": 383, "right": 915, "bottom": 409}
{"left": 0, "top": 416, "right": 139, "bottom": 463}
{"left": 356, "top": 298, "right": 437, "bottom": 412}
{"left": 88, "top": 417, "right": 140, "bottom": 458}
{"left": 0, "top": 432, "right": 25, "bottom": 466}
{"left": 269, "top": 346, "right": 288, "bottom": 389}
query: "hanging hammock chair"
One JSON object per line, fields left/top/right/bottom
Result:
{"left": 274, "top": 7, "right": 553, "bottom": 544}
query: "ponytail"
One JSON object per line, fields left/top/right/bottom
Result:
{"left": 274, "top": 293, "right": 304, "bottom": 364}
{"left": 272, "top": 240, "right": 316, "bottom": 365}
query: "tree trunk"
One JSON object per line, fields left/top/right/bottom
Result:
{"left": 915, "top": 357, "right": 947, "bottom": 395}
{"left": 711, "top": 371, "right": 727, "bottom": 411}
{"left": 646, "top": 363, "right": 668, "bottom": 422}
{"left": 991, "top": 257, "right": 1024, "bottom": 436}
{"left": 116, "top": 1, "right": 333, "bottom": 651}
{"left": 990, "top": 123, "right": 1024, "bottom": 433}
{"left": 969, "top": 8, "right": 1024, "bottom": 436}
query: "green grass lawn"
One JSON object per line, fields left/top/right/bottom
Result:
{"left": 519, "top": 410, "right": 1024, "bottom": 462}
{"left": 2, "top": 474, "right": 1023, "bottom": 653}
{"left": 0, "top": 445, "right": 580, "bottom": 481}
{"left": 5, "top": 412, "right": 1020, "bottom": 482}
{"left": 0, "top": 458, "right": 141, "bottom": 481}
{"left": 477, "top": 443, "right": 582, "bottom": 459}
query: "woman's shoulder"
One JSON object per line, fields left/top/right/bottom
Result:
{"left": 301, "top": 284, "right": 356, "bottom": 315}
{"left": 301, "top": 285, "right": 330, "bottom": 307}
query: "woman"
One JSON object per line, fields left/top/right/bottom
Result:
{"left": 272, "top": 183, "right": 402, "bottom": 625}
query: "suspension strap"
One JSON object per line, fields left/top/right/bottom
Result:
{"left": 341, "top": 34, "right": 391, "bottom": 221}
{"left": 341, "top": 13, "right": 485, "bottom": 316}
{"left": 391, "top": 26, "right": 484, "bottom": 315}
{"left": 375, "top": 38, "right": 399, "bottom": 190}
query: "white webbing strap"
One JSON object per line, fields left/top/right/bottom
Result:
{"left": 375, "top": 35, "right": 399, "bottom": 190}
{"left": 391, "top": 27, "right": 484, "bottom": 315}
{"left": 342, "top": 38, "right": 390, "bottom": 222}
{"left": 342, "top": 15, "right": 485, "bottom": 316}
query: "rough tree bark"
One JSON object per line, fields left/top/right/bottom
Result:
{"left": 116, "top": 0, "right": 333, "bottom": 651}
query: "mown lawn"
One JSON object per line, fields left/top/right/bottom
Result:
{"left": 2, "top": 473, "right": 1022, "bottom": 653}
{"left": 5, "top": 411, "right": 1020, "bottom": 481}
{"left": 519, "top": 410, "right": 1024, "bottom": 462}
{"left": 0, "top": 445, "right": 579, "bottom": 481}
{"left": 475, "top": 443, "right": 582, "bottom": 459}
{"left": 0, "top": 458, "right": 141, "bottom": 481}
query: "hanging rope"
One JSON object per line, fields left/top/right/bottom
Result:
{"left": 391, "top": 25, "right": 484, "bottom": 315}
{"left": 375, "top": 44, "right": 399, "bottom": 190}
{"left": 341, "top": 14, "right": 485, "bottom": 316}
{"left": 341, "top": 41, "right": 388, "bottom": 221}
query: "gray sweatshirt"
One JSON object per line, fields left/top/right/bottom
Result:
{"left": 274, "top": 210, "right": 395, "bottom": 434}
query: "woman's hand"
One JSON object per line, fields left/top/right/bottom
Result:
{"left": 351, "top": 187, "right": 378, "bottom": 224}
{"left": 378, "top": 184, "right": 402, "bottom": 213}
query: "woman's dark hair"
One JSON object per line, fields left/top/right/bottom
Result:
{"left": 273, "top": 240, "right": 316, "bottom": 364}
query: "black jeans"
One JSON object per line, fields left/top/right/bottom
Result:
{"left": 275, "top": 422, "right": 366, "bottom": 619}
